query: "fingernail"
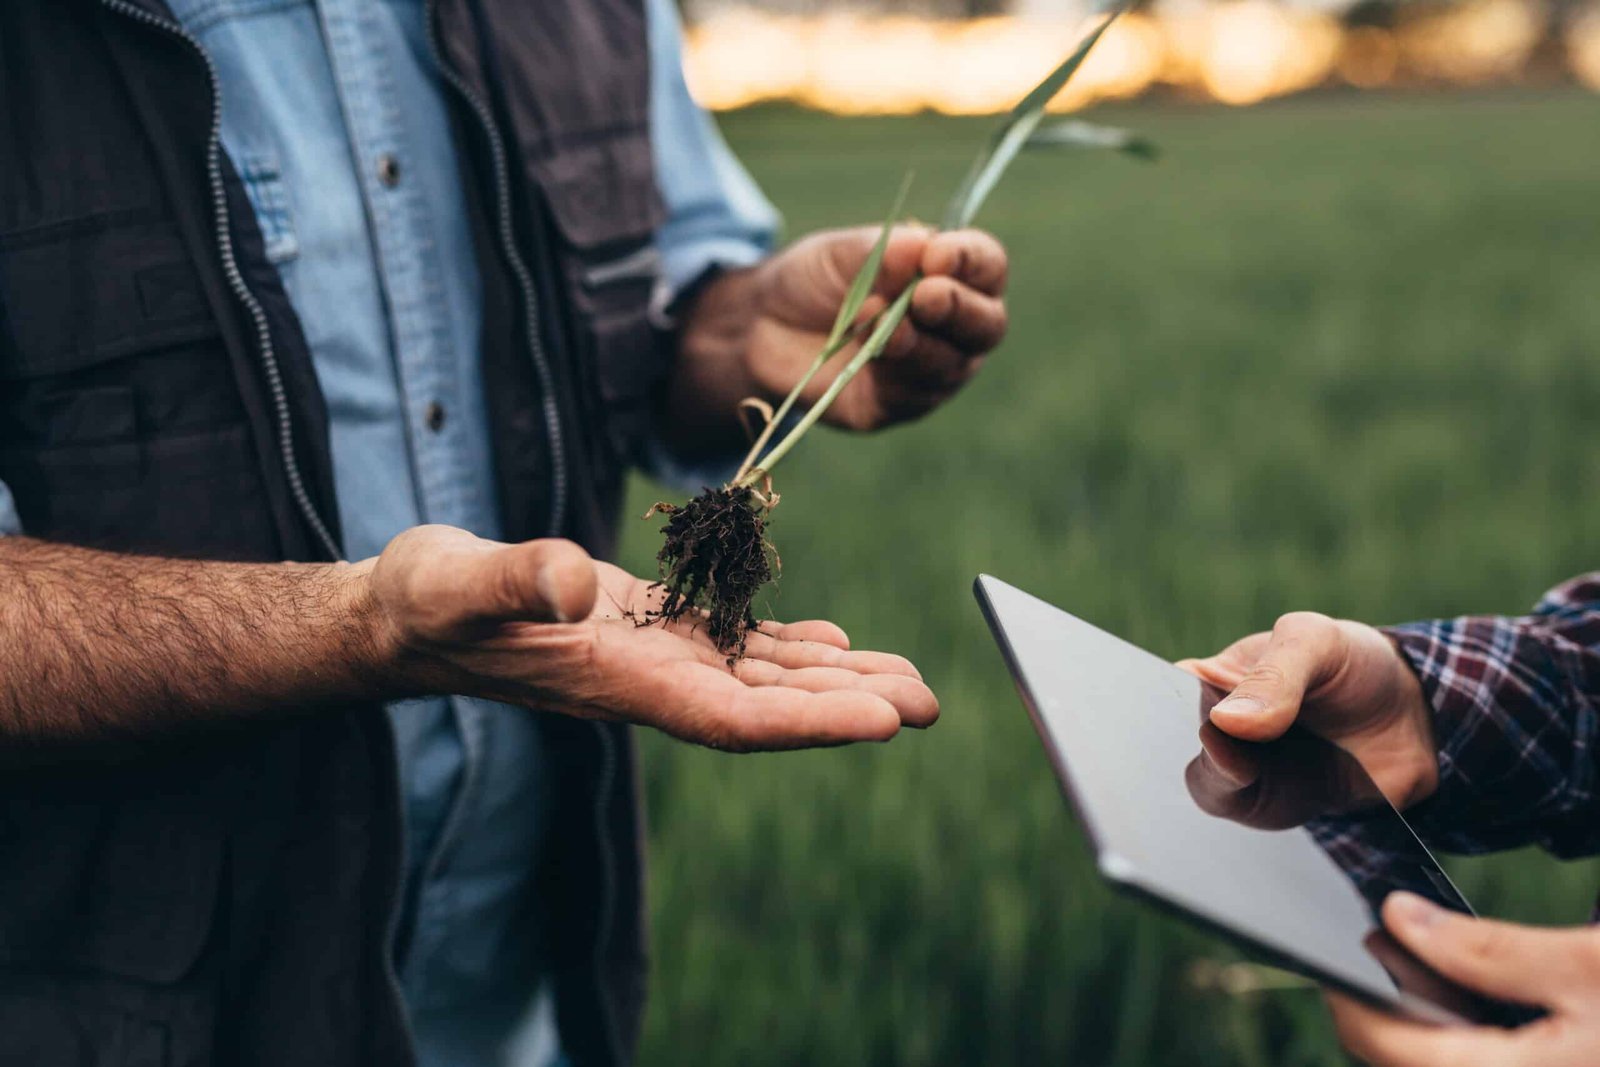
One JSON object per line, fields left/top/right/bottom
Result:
{"left": 1211, "top": 696, "right": 1265, "bottom": 717}
{"left": 537, "top": 568, "right": 575, "bottom": 623}
{"left": 1387, "top": 892, "right": 1443, "bottom": 932}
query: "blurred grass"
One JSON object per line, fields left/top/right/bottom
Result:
{"left": 620, "top": 91, "right": 1600, "bottom": 1065}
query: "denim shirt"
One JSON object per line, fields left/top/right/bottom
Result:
{"left": 4, "top": 1, "right": 777, "bottom": 1063}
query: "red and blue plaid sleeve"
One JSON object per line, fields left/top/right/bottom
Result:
{"left": 1383, "top": 572, "right": 1600, "bottom": 858}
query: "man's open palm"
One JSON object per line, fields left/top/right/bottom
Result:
{"left": 368, "top": 525, "right": 938, "bottom": 751}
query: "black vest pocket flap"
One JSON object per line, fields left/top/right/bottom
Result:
{"left": 527, "top": 133, "right": 664, "bottom": 253}
{"left": 0, "top": 220, "right": 217, "bottom": 380}
{"left": 0, "top": 755, "right": 224, "bottom": 985}
{"left": 0, "top": 991, "right": 168, "bottom": 1067}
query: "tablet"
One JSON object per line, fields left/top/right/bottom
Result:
{"left": 974, "top": 574, "right": 1535, "bottom": 1028}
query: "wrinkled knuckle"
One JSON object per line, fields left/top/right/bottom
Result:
{"left": 1241, "top": 660, "right": 1290, "bottom": 691}
{"left": 572, "top": 625, "right": 602, "bottom": 677}
{"left": 815, "top": 643, "right": 849, "bottom": 668}
{"left": 1461, "top": 922, "right": 1509, "bottom": 968}
{"left": 491, "top": 556, "right": 531, "bottom": 615}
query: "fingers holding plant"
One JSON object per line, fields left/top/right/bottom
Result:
{"left": 864, "top": 236, "right": 1009, "bottom": 424}
{"left": 740, "top": 219, "right": 1008, "bottom": 434}
{"left": 800, "top": 225, "right": 1009, "bottom": 430}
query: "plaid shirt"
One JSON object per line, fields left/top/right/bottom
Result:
{"left": 1310, "top": 573, "right": 1600, "bottom": 907}
{"left": 1388, "top": 572, "right": 1600, "bottom": 858}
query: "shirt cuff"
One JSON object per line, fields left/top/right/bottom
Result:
{"left": 1384, "top": 615, "right": 1592, "bottom": 855}
{"left": 0, "top": 480, "right": 22, "bottom": 535}
{"left": 650, "top": 234, "right": 771, "bottom": 330}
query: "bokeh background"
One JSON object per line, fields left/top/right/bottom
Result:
{"left": 620, "top": 2, "right": 1600, "bottom": 1062}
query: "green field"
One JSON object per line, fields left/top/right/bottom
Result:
{"left": 618, "top": 91, "right": 1600, "bottom": 1066}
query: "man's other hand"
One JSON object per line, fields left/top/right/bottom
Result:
{"left": 363, "top": 525, "right": 938, "bottom": 751}
{"left": 668, "top": 225, "right": 1008, "bottom": 453}
{"left": 1329, "top": 892, "right": 1600, "bottom": 1066}
{"left": 1177, "top": 613, "right": 1439, "bottom": 810}
{"left": 746, "top": 225, "right": 1008, "bottom": 430}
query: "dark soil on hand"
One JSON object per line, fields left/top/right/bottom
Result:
{"left": 649, "top": 486, "right": 774, "bottom": 660}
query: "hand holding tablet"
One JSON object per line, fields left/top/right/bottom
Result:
{"left": 974, "top": 575, "right": 1538, "bottom": 1030}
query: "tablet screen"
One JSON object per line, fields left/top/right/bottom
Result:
{"left": 975, "top": 575, "right": 1535, "bottom": 1028}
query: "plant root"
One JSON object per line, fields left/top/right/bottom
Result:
{"left": 649, "top": 486, "right": 775, "bottom": 661}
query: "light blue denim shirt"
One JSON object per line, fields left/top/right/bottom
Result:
{"left": 0, "top": 1, "right": 776, "bottom": 1063}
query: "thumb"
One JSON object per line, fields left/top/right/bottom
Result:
{"left": 1208, "top": 612, "right": 1344, "bottom": 742}
{"left": 466, "top": 538, "right": 598, "bottom": 624}
{"left": 1382, "top": 892, "right": 1583, "bottom": 1011}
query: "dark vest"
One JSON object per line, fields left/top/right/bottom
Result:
{"left": 0, "top": 0, "right": 663, "bottom": 1063}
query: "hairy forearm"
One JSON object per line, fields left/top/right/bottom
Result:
{"left": 0, "top": 536, "right": 391, "bottom": 751}
{"left": 660, "top": 265, "right": 766, "bottom": 456}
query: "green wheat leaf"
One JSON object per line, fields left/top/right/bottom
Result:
{"left": 942, "top": 6, "right": 1125, "bottom": 231}
{"left": 1026, "top": 119, "right": 1160, "bottom": 161}
{"left": 843, "top": 283, "right": 916, "bottom": 376}
{"left": 828, "top": 171, "right": 915, "bottom": 351}
{"left": 738, "top": 5, "right": 1133, "bottom": 487}
{"left": 742, "top": 284, "right": 917, "bottom": 485}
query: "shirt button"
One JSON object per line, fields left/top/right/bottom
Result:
{"left": 424, "top": 401, "right": 446, "bottom": 433}
{"left": 377, "top": 153, "right": 401, "bottom": 188}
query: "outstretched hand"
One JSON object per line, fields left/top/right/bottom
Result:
{"left": 364, "top": 525, "right": 938, "bottom": 751}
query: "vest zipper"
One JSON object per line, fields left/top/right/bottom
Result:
{"left": 100, "top": 0, "right": 341, "bottom": 564}
{"left": 97, "top": 5, "right": 412, "bottom": 1062}
{"left": 423, "top": 0, "right": 570, "bottom": 541}
{"left": 422, "top": 5, "right": 619, "bottom": 1062}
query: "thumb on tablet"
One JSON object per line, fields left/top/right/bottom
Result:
{"left": 1207, "top": 612, "right": 1341, "bottom": 742}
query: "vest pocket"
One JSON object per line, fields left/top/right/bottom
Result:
{"left": 569, "top": 256, "right": 668, "bottom": 465}
{"left": 0, "top": 988, "right": 170, "bottom": 1067}
{"left": 0, "top": 220, "right": 281, "bottom": 560}
{"left": 0, "top": 219, "right": 216, "bottom": 381}
{"left": 549, "top": 231, "right": 671, "bottom": 468}
{"left": 527, "top": 132, "right": 672, "bottom": 467}
{"left": 0, "top": 421, "right": 278, "bottom": 559}
{"left": 0, "top": 756, "right": 226, "bottom": 987}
